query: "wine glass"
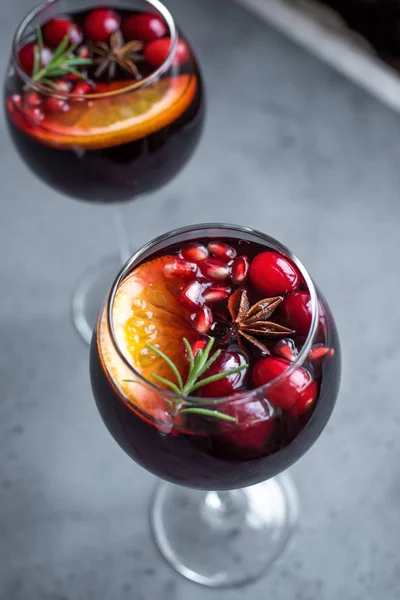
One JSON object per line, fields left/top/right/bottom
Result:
{"left": 4, "top": 0, "right": 205, "bottom": 344}
{"left": 89, "top": 223, "right": 341, "bottom": 588}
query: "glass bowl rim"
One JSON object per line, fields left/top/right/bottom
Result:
{"left": 101, "top": 223, "right": 321, "bottom": 407}
{"left": 11, "top": 0, "right": 179, "bottom": 100}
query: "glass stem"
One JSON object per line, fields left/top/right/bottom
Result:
{"left": 202, "top": 490, "right": 247, "bottom": 530}
{"left": 113, "top": 204, "right": 132, "bottom": 265}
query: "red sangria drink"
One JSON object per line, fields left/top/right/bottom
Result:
{"left": 90, "top": 224, "right": 341, "bottom": 587}
{"left": 4, "top": 0, "right": 204, "bottom": 343}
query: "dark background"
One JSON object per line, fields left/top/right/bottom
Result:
{"left": 1, "top": 0, "right": 399, "bottom": 599}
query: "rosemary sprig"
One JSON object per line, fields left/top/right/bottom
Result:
{"left": 30, "top": 27, "right": 92, "bottom": 87}
{"left": 124, "top": 337, "right": 248, "bottom": 423}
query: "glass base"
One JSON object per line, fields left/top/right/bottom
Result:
{"left": 150, "top": 475, "right": 299, "bottom": 588}
{"left": 72, "top": 254, "right": 123, "bottom": 345}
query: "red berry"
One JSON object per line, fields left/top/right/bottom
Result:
{"left": 43, "top": 18, "right": 83, "bottom": 47}
{"left": 252, "top": 357, "right": 313, "bottom": 410}
{"left": 231, "top": 255, "right": 250, "bottom": 285}
{"left": 163, "top": 259, "right": 197, "bottom": 280}
{"left": 178, "top": 280, "right": 206, "bottom": 310}
{"left": 179, "top": 243, "right": 209, "bottom": 263}
{"left": 144, "top": 37, "right": 190, "bottom": 68}
{"left": 24, "top": 91, "right": 42, "bottom": 107}
{"left": 18, "top": 42, "right": 52, "bottom": 75}
{"left": 11, "top": 94, "right": 22, "bottom": 109}
{"left": 197, "top": 351, "right": 248, "bottom": 398}
{"left": 192, "top": 306, "right": 213, "bottom": 334}
{"left": 122, "top": 13, "right": 167, "bottom": 42}
{"left": 199, "top": 258, "right": 230, "bottom": 282}
{"left": 208, "top": 241, "right": 237, "bottom": 263}
{"left": 288, "top": 382, "right": 318, "bottom": 417}
{"left": 280, "top": 291, "right": 312, "bottom": 336}
{"left": 73, "top": 81, "right": 94, "bottom": 97}
{"left": 25, "top": 107, "right": 44, "bottom": 123}
{"left": 249, "top": 252, "right": 301, "bottom": 296}
{"left": 202, "top": 285, "right": 231, "bottom": 303}
{"left": 219, "top": 397, "right": 275, "bottom": 453}
{"left": 84, "top": 9, "right": 121, "bottom": 42}
{"left": 43, "top": 96, "right": 69, "bottom": 113}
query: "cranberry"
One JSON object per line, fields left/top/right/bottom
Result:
{"left": 163, "top": 259, "right": 197, "bottom": 280}
{"left": 252, "top": 356, "right": 314, "bottom": 410}
{"left": 43, "top": 96, "right": 69, "bottom": 113}
{"left": 84, "top": 9, "right": 121, "bottom": 43}
{"left": 199, "top": 258, "right": 230, "bottom": 282}
{"left": 25, "top": 107, "right": 44, "bottom": 123}
{"left": 18, "top": 42, "right": 52, "bottom": 75}
{"left": 122, "top": 13, "right": 167, "bottom": 42}
{"left": 231, "top": 255, "right": 250, "bottom": 285}
{"left": 219, "top": 396, "right": 275, "bottom": 453}
{"left": 179, "top": 243, "right": 208, "bottom": 263}
{"left": 144, "top": 37, "right": 190, "bottom": 68}
{"left": 288, "top": 382, "right": 318, "bottom": 417}
{"left": 43, "top": 18, "right": 83, "bottom": 48}
{"left": 208, "top": 241, "right": 237, "bottom": 263}
{"left": 279, "top": 291, "right": 312, "bottom": 336}
{"left": 249, "top": 251, "right": 301, "bottom": 296}
{"left": 197, "top": 351, "right": 248, "bottom": 398}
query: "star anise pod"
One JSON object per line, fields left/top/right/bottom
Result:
{"left": 228, "top": 288, "right": 294, "bottom": 354}
{"left": 92, "top": 31, "right": 144, "bottom": 79}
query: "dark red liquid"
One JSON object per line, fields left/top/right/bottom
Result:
{"left": 5, "top": 8, "right": 204, "bottom": 204}
{"left": 90, "top": 235, "right": 341, "bottom": 490}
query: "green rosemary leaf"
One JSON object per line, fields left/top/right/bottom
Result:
{"left": 147, "top": 343, "right": 183, "bottom": 390}
{"left": 64, "top": 67, "right": 87, "bottom": 80}
{"left": 200, "top": 349, "right": 221, "bottom": 375}
{"left": 41, "top": 78, "right": 58, "bottom": 89}
{"left": 36, "top": 27, "right": 44, "bottom": 54}
{"left": 183, "top": 338, "right": 194, "bottom": 374}
{"left": 63, "top": 57, "right": 92, "bottom": 66}
{"left": 189, "top": 364, "right": 249, "bottom": 393}
{"left": 152, "top": 373, "right": 182, "bottom": 395}
{"left": 179, "top": 408, "right": 237, "bottom": 423}
{"left": 51, "top": 34, "right": 70, "bottom": 62}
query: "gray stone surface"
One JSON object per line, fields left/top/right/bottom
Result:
{"left": 1, "top": 0, "right": 400, "bottom": 599}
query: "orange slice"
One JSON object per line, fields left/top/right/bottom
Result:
{"left": 7, "top": 74, "right": 197, "bottom": 150}
{"left": 98, "top": 256, "right": 197, "bottom": 420}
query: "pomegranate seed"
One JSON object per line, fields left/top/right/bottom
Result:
{"left": 199, "top": 258, "right": 230, "bottom": 282}
{"left": 309, "top": 346, "right": 334, "bottom": 361}
{"left": 274, "top": 339, "right": 298, "bottom": 362}
{"left": 249, "top": 251, "right": 301, "bottom": 296}
{"left": 163, "top": 259, "right": 197, "bottom": 280}
{"left": 84, "top": 9, "right": 121, "bottom": 43}
{"left": 208, "top": 241, "right": 237, "bottom": 263}
{"left": 289, "top": 382, "right": 318, "bottom": 417}
{"left": 196, "top": 350, "right": 248, "bottom": 397}
{"left": 252, "top": 357, "right": 313, "bottom": 410}
{"left": 79, "top": 46, "right": 90, "bottom": 59}
{"left": 202, "top": 285, "right": 231, "bottom": 303}
{"left": 11, "top": 94, "right": 22, "bottom": 108}
{"left": 178, "top": 281, "right": 205, "bottom": 310}
{"left": 179, "top": 243, "right": 209, "bottom": 263}
{"left": 73, "top": 81, "right": 94, "bottom": 99}
{"left": 231, "top": 255, "right": 250, "bottom": 285}
{"left": 192, "top": 306, "right": 213, "bottom": 334}
{"left": 24, "top": 91, "right": 42, "bottom": 107}
{"left": 26, "top": 108, "right": 44, "bottom": 123}
{"left": 53, "top": 79, "right": 73, "bottom": 93}
{"left": 43, "top": 97, "right": 69, "bottom": 113}
{"left": 43, "top": 18, "right": 83, "bottom": 48}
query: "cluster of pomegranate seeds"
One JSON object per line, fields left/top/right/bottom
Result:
{"left": 160, "top": 239, "right": 334, "bottom": 438}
